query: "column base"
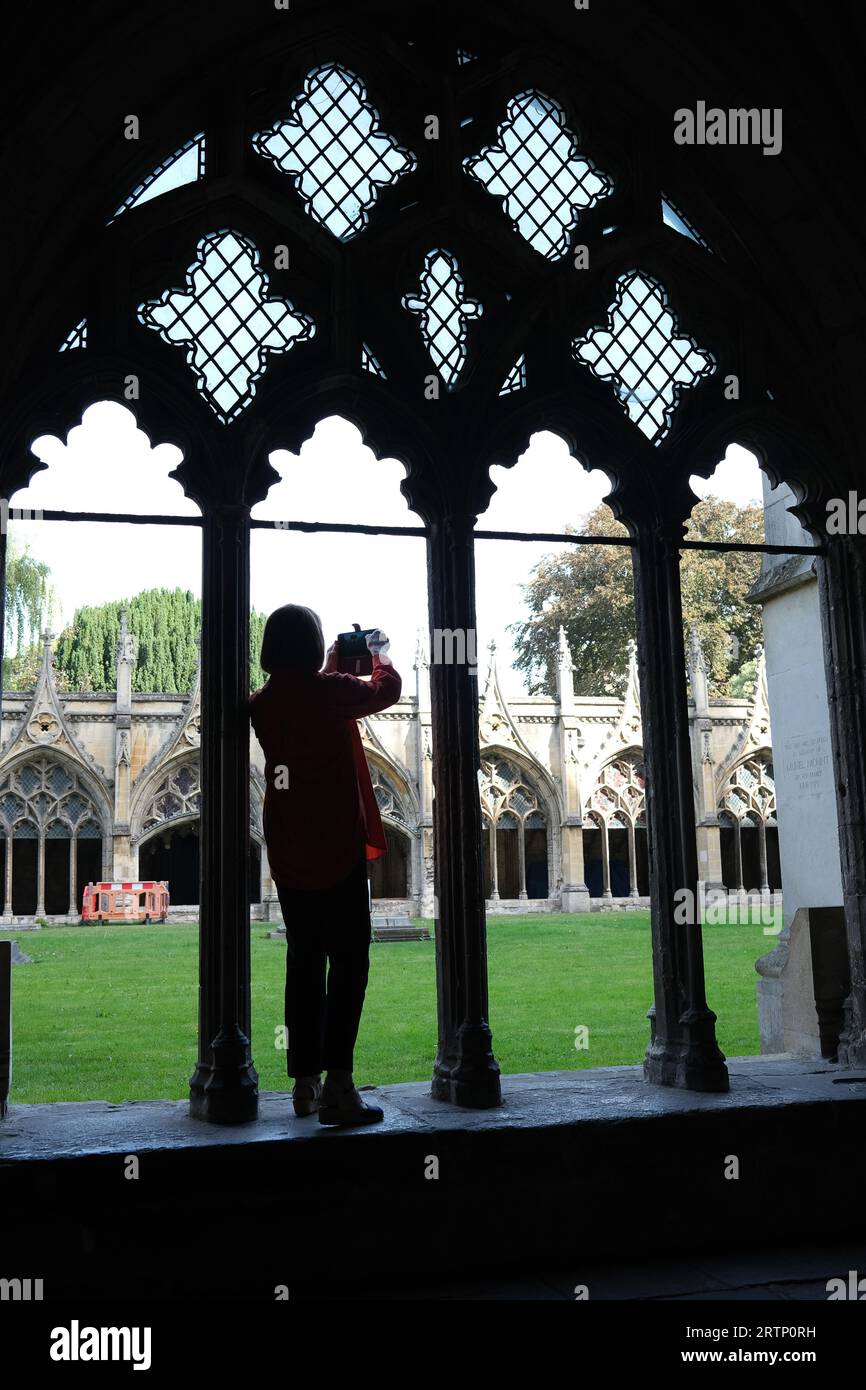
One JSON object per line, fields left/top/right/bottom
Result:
{"left": 189, "top": 1030, "right": 259, "bottom": 1124}
{"left": 560, "top": 883, "right": 591, "bottom": 912}
{"left": 643, "top": 1035, "right": 730, "bottom": 1092}
{"left": 431, "top": 1024, "right": 502, "bottom": 1108}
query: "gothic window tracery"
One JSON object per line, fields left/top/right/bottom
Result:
{"left": 369, "top": 764, "right": 408, "bottom": 826}
{"left": 0, "top": 758, "right": 102, "bottom": 838}
{"left": 141, "top": 762, "right": 201, "bottom": 835}
{"left": 251, "top": 64, "right": 418, "bottom": 240}
{"left": 478, "top": 756, "right": 549, "bottom": 899}
{"left": 464, "top": 90, "right": 613, "bottom": 260}
{"left": 138, "top": 230, "right": 316, "bottom": 422}
{"left": 573, "top": 271, "right": 715, "bottom": 442}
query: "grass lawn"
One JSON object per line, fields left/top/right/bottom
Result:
{"left": 5, "top": 910, "right": 774, "bottom": 1104}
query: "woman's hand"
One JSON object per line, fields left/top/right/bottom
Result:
{"left": 323, "top": 639, "right": 339, "bottom": 673}
{"left": 366, "top": 628, "right": 391, "bottom": 664}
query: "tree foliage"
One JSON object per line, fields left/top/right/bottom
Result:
{"left": 48, "top": 588, "right": 269, "bottom": 693}
{"left": 2, "top": 538, "right": 57, "bottom": 686}
{"left": 511, "top": 497, "right": 764, "bottom": 698}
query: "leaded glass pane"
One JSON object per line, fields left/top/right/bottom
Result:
{"left": 46, "top": 820, "right": 69, "bottom": 839}
{"left": 14, "top": 766, "right": 40, "bottom": 796}
{"left": 573, "top": 271, "right": 715, "bottom": 443}
{"left": 252, "top": 64, "right": 417, "bottom": 240}
{"left": 14, "top": 820, "right": 38, "bottom": 839}
{"left": 59, "top": 319, "right": 87, "bottom": 352}
{"left": 464, "top": 91, "right": 613, "bottom": 260}
{"left": 138, "top": 230, "right": 316, "bottom": 423}
{"left": 111, "top": 134, "right": 206, "bottom": 222}
{"left": 78, "top": 819, "right": 102, "bottom": 839}
{"left": 499, "top": 353, "right": 526, "bottom": 396}
{"left": 402, "top": 250, "right": 482, "bottom": 387}
{"left": 48, "top": 765, "right": 74, "bottom": 795}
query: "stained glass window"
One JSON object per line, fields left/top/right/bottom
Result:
{"left": 573, "top": 271, "right": 715, "bottom": 443}
{"left": 252, "top": 64, "right": 417, "bottom": 240}
{"left": 464, "top": 90, "right": 613, "bottom": 260}
{"left": 138, "top": 230, "right": 316, "bottom": 422}
{"left": 402, "top": 249, "right": 482, "bottom": 387}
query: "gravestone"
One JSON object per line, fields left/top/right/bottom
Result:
{"left": 1, "top": 938, "right": 33, "bottom": 965}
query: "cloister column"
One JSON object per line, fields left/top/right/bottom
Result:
{"left": 518, "top": 825, "right": 528, "bottom": 900}
{"left": 426, "top": 509, "right": 500, "bottom": 1108}
{"left": 3, "top": 837, "right": 12, "bottom": 917}
{"left": 600, "top": 821, "right": 612, "bottom": 898}
{"left": 35, "top": 831, "right": 46, "bottom": 917}
{"left": 818, "top": 532, "right": 866, "bottom": 1065}
{"left": 733, "top": 821, "right": 745, "bottom": 896}
{"left": 627, "top": 820, "right": 639, "bottom": 899}
{"left": 68, "top": 837, "right": 77, "bottom": 917}
{"left": 488, "top": 822, "right": 499, "bottom": 902}
{"left": 757, "top": 819, "right": 769, "bottom": 894}
{"left": 630, "top": 504, "right": 729, "bottom": 1092}
{"left": 189, "top": 502, "right": 258, "bottom": 1123}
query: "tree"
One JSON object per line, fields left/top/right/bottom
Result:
{"left": 2, "top": 538, "right": 58, "bottom": 686}
{"left": 511, "top": 497, "right": 764, "bottom": 698}
{"left": 53, "top": 588, "right": 270, "bottom": 693}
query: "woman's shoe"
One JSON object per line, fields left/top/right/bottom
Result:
{"left": 292, "top": 1076, "right": 323, "bottom": 1117}
{"left": 318, "top": 1083, "right": 384, "bottom": 1128}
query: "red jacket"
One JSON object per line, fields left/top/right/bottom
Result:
{"left": 248, "top": 657, "right": 402, "bottom": 890}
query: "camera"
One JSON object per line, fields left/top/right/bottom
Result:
{"left": 337, "top": 623, "right": 375, "bottom": 676}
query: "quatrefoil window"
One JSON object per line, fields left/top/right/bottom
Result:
{"left": 137, "top": 231, "right": 315, "bottom": 422}
{"left": 402, "top": 250, "right": 482, "bottom": 387}
{"left": 464, "top": 90, "right": 613, "bottom": 261}
{"left": 572, "top": 271, "right": 715, "bottom": 443}
{"left": 252, "top": 64, "right": 417, "bottom": 240}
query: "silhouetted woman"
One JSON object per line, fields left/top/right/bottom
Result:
{"left": 249, "top": 605, "right": 401, "bottom": 1126}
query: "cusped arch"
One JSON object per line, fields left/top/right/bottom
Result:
{"left": 0, "top": 749, "right": 112, "bottom": 841}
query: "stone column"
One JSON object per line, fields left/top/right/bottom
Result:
{"left": 627, "top": 820, "right": 639, "bottom": 898}
{"left": 489, "top": 821, "right": 500, "bottom": 901}
{"left": 189, "top": 503, "right": 258, "bottom": 1123}
{"left": 3, "top": 836, "right": 12, "bottom": 917}
{"left": 518, "top": 826, "right": 527, "bottom": 900}
{"left": 631, "top": 514, "right": 729, "bottom": 1092}
{"left": 817, "top": 534, "right": 866, "bottom": 1065}
{"left": 36, "top": 832, "right": 46, "bottom": 917}
{"left": 426, "top": 511, "right": 500, "bottom": 1108}
{"left": 68, "top": 837, "right": 77, "bottom": 917}
{"left": 415, "top": 635, "right": 436, "bottom": 917}
{"left": 758, "top": 819, "right": 769, "bottom": 893}
{"left": 600, "top": 822, "right": 612, "bottom": 898}
{"left": 556, "top": 627, "right": 590, "bottom": 911}
{"left": 112, "top": 611, "right": 135, "bottom": 881}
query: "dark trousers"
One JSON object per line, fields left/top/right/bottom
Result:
{"left": 276, "top": 857, "right": 372, "bottom": 1078}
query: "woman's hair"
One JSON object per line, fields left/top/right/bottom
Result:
{"left": 260, "top": 604, "right": 325, "bottom": 674}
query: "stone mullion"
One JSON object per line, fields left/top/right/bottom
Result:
{"left": 757, "top": 818, "right": 769, "bottom": 893}
{"left": 36, "top": 830, "right": 46, "bottom": 917}
{"left": 489, "top": 819, "right": 499, "bottom": 900}
{"left": 189, "top": 503, "right": 258, "bottom": 1123}
{"left": 632, "top": 522, "right": 729, "bottom": 1092}
{"left": 427, "top": 512, "right": 500, "bottom": 1109}
{"left": 817, "top": 535, "right": 866, "bottom": 1065}
{"left": 627, "top": 818, "right": 639, "bottom": 899}
{"left": 4, "top": 836, "right": 12, "bottom": 917}
{"left": 68, "top": 837, "right": 77, "bottom": 917}
{"left": 600, "top": 820, "right": 612, "bottom": 898}
{"left": 517, "top": 819, "right": 527, "bottom": 900}
{"left": 733, "top": 820, "right": 745, "bottom": 896}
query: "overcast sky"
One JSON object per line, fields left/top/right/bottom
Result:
{"left": 9, "top": 402, "right": 769, "bottom": 694}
